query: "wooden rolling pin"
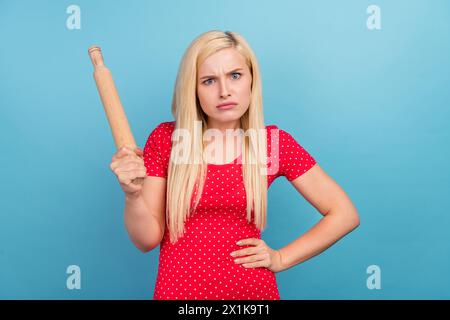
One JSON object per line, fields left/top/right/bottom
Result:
{"left": 88, "top": 45, "right": 144, "bottom": 185}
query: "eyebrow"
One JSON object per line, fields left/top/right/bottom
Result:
{"left": 199, "top": 68, "right": 245, "bottom": 80}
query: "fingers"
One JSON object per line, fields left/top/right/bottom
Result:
{"left": 241, "top": 259, "right": 270, "bottom": 269}
{"left": 116, "top": 169, "right": 147, "bottom": 185}
{"left": 110, "top": 147, "right": 144, "bottom": 173}
{"left": 110, "top": 155, "right": 144, "bottom": 172}
{"left": 108, "top": 146, "right": 146, "bottom": 197}
{"left": 112, "top": 146, "right": 143, "bottom": 161}
{"left": 112, "top": 147, "right": 133, "bottom": 160}
{"left": 230, "top": 246, "right": 263, "bottom": 258}
{"left": 231, "top": 238, "right": 265, "bottom": 257}
{"left": 111, "top": 159, "right": 144, "bottom": 172}
{"left": 236, "top": 238, "right": 262, "bottom": 247}
{"left": 230, "top": 238, "right": 273, "bottom": 269}
{"left": 234, "top": 253, "right": 269, "bottom": 264}
{"left": 134, "top": 147, "right": 144, "bottom": 156}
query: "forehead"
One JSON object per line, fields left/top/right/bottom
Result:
{"left": 198, "top": 48, "right": 247, "bottom": 73}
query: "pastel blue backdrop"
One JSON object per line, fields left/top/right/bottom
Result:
{"left": 1, "top": 0, "right": 449, "bottom": 299}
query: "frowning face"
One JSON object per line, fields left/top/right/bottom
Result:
{"left": 196, "top": 47, "right": 252, "bottom": 132}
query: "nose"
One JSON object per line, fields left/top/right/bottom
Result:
{"left": 219, "top": 78, "right": 231, "bottom": 98}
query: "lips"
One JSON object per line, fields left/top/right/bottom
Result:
{"left": 217, "top": 102, "right": 237, "bottom": 110}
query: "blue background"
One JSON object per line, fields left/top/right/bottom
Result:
{"left": 1, "top": 0, "right": 449, "bottom": 299}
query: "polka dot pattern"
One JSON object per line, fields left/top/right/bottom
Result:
{"left": 143, "top": 121, "right": 317, "bottom": 300}
{"left": 267, "top": 125, "right": 317, "bottom": 182}
{"left": 143, "top": 122, "right": 173, "bottom": 178}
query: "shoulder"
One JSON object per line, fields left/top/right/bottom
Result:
{"left": 144, "top": 120, "right": 175, "bottom": 151}
{"left": 147, "top": 121, "right": 176, "bottom": 140}
{"left": 154, "top": 120, "right": 176, "bottom": 134}
{"left": 266, "top": 124, "right": 317, "bottom": 180}
{"left": 266, "top": 124, "right": 295, "bottom": 133}
{"left": 265, "top": 124, "right": 314, "bottom": 155}
{"left": 265, "top": 124, "right": 278, "bottom": 130}
{"left": 265, "top": 124, "right": 279, "bottom": 137}
{"left": 265, "top": 124, "right": 291, "bottom": 139}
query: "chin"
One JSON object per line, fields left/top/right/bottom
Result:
{"left": 216, "top": 114, "right": 241, "bottom": 121}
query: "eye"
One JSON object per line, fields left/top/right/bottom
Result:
{"left": 231, "top": 72, "right": 241, "bottom": 80}
{"left": 202, "top": 72, "right": 242, "bottom": 85}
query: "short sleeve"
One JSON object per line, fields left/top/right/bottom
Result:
{"left": 143, "top": 122, "right": 173, "bottom": 178}
{"left": 277, "top": 127, "right": 317, "bottom": 181}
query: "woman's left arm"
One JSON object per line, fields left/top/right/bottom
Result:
{"left": 276, "top": 163, "right": 360, "bottom": 271}
{"left": 232, "top": 164, "right": 360, "bottom": 272}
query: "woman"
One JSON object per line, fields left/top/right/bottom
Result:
{"left": 109, "top": 30, "right": 360, "bottom": 300}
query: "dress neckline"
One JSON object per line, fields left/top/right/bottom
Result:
{"left": 206, "top": 152, "right": 242, "bottom": 167}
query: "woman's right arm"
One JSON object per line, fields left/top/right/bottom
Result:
{"left": 124, "top": 177, "right": 166, "bottom": 253}
{"left": 111, "top": 147, "right": 166, "bottom": 253}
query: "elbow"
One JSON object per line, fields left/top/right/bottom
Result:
{"left": 341, "top": 200, "right": 360, "bottom": 231}
{"left": 139, "top": 246, "right": 152, "bottom": 254}
{"left": 351, "top": 215, "right": 360, "bottom": 230}
{"left": 348, "top": 208, "right": 360, "bottom": 230}
{"left": 330, "top": 205, "right": 360, "bottom": 231}
{"left": 137, "top": 241, "right": 160, "bottom": 253}
{"left": 135, "top": 233, "right": 163, "bottom": 253}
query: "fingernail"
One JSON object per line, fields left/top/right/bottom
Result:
{"left": 236, "top": 241, "right": 242, "bottom": 245}
{"left": 230, "top": 252, "right": 235, "bottom": 257}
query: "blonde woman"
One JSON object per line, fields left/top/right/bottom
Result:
{"left": 109, "top": 30, "right": 360, "bottom": 300}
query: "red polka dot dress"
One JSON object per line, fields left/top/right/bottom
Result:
{"left": 143, "top": 121, "right": 317, "bottom": 300}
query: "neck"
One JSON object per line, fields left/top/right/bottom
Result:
{"left": 205, "top": 119, "right": 241, "bottom": 134}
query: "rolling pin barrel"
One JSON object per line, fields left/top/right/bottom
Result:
{"left": 88, "top": 45, "right": 144, "bottom": 185}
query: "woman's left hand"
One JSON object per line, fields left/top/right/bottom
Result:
{"left": 230, "top": 238, "right": 285, "bottom": 273}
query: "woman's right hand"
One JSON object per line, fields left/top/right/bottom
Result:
{"left": 110, "top": 146, "right": 146, "bottom": 197}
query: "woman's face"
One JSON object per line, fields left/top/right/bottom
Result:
{"left": 196, "top": 47, "right": 252, "bottom": 132}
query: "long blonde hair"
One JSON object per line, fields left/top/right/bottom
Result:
{"left": 166, "top": 30, "right": 268, "bottom": 244}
